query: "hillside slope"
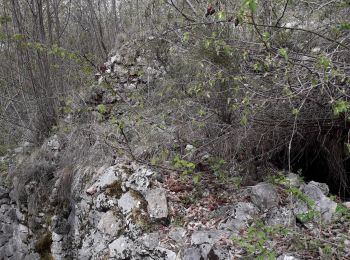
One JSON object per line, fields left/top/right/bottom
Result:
{"left": 1, "top": 45, "right": 350, "bottom": 260}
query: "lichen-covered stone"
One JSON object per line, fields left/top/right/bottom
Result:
{"left": 145, "top": 188, "right": 168, "bottom": 219}
{"left": 97, "top": 211, "right": 122, "bottom": 237}
{"left": 250, "top": 183, "right": 279, "bottom": 210}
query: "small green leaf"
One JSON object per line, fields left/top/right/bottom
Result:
{"left": 97, "top": 104, "right": 107, "bottom": 114}
{"left": 12, "top": 34, "right": 26, "bottom": 41}
{"left": 262, "top": 32, "right": 270, "bottom": 42}
{"left": 240, "top": 115, "right": 248, "bottom": 126}
{"left": 204, "top": 39, "right": 211, "bottom": 49}
{"left": 183, "top": 32, "right": 190, "bottom": 43}
{"left": 217, "top": 10, "right": 226, "bottom": 20}
{"left": 345, "top": 143, "right": 350, "bottom": 154}
{"left": 333, "top": 100, "right": 349, "bottom": 116}
{"left": 243, "top": 0, "right": 258, "bottom": 12}
{"left": 193, "top": 174, "right": 201, "bottom": 184}
{"left": 292, "top": 108, "right": 299, "bottom": 115}
{"left": 279, "top": 48, "right": 288, "bottom": 61}
{"left": 337, "top": 22, "right": 350, "bottom": 31}
{"left": 318, "top": 54, "right": 331, "bottom": 69}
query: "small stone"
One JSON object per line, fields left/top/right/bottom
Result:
{"left": 97, "top": 211, "right": 122, "bottom": 237}
{"left": 139, "top": 233, "right": 160, "bottom": 248}
{"left": 182, "top": 247, "right": 202, "bottom": 260}
{"left": 344, "top": 202, "right": 350, "bottom": 209}
{"left": 52, "top": 232, "right": 63, "bottom": 242}
{"left": 125, "top": 167, "right": 153, "bottom": 192}
{"left": 145, "top": 189, "right": 168, "bottom": 219}
{"left": 118, "top": 191, "right": 139, "bottom": 214}
{"left": 265, "top": 207, "right": 295, "bottom": 227}
{"left": 277, "top": 254, "right": 300, "bottom": 260}
{"left": 47, "top": 135, "right": 60, "bottom": 151}
{"left": 109, "top": 236, "right": 133, "bottom": 258}
{"left": 0, "top": 186, "right": 9, "bottom": 199}
{"left": 250, "top": 183, "right": 279, "bottom": 210}
{"left": 155, "top": 247, "right": 176, "bottom": 260}
{"left": 86, "top": 186, "right": 97, "bottom": 196}
{"left": 308, "top": 181, "right": 329, "bottom": 196}
{"left": 286, "top": 173, "right": 301, "bottom": 187}
{"left": 191, "top": 230, "right": 231, "bottom": 245}
{"left": 169, "top": 227, "right": 186, "bottom": 243}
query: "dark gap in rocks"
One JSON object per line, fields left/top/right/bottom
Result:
{"left": 270, "top": 131, "right": 350, "bottom": 200}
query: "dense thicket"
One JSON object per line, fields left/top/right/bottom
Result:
{"left": 1, "top": 0, "right": 349, "bottom": 195}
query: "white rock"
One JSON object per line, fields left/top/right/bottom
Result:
{"left": 234, "top": 202, "right": 259, "bottom": 221}
{"left": 111, "top": 54, "right": 122, "bottom": 64}
{"left": 52, "top": 232, "right": 63, "bottom": 242}
{"left": 266, "top": 207, "right": 295, "bottom": 227}
{"left": 311, "top": 47, "right": 321, "bottom": 53}
{"left": 125, "top": 167, "right": 153, "bottom": 192}
{"left": 155, "top": 247, "right": 177, "bottom": 260}
{"left": 47, "top": 135, "right": 60, "bottom": 151}
{"left": 343, "top": 202, "right": 350, "bottom": 209}
{"left": 277, "top": 254, "right": 300, "bottom": 260}
{"left": 191, "top": 230, "right": 231, "bottom": 245}
{"left": 109, "top": 236, "right": 133, "bottom": 258}
{"left": 145, "top": 189, "right": 168, "bottom": 219}
{"left": 97, "top": 211, "right": 122, "bottom": 237}
{"left": 118, "top": 192, "right": 139, "bottom": 214}
{"left": 308, "top": 181, "right": 329, "bottom": 196}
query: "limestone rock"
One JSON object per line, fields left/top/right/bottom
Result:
{"left": 155, "top": 247, "right": 177, "bottom": 260}
{"left": 308, "top": 181, "right": 329, "bottom": 196}
{"left": 294, "top": 182, "right": 337, "bottom": 223}
{"left": 251, "top": 183, "right": 279, "bottom": 210}
{"left": 145, "top": 188, "right": 168, "bottom": 219}
{"left": 266, "top": 207, "right": 295, "bottom": 226}
{"left": 191, "top": 230, "right": 231, "bottom": 245}
{"left": 47, "top": 135, "right": 60, "bottom": 151}
{"left": 125, "top": 166, "right": 153, "bottom": 192}
{"left": 182, "top": 247, "right": 202, "bottom": 260}
{"left": 139, "top": 232, "right": 160, "bottom": 248}
{"left": 109, "top": 236, "right": 134, "bottom": 259}
{"left": 118, "top": 191, "right": 140, "bottom": 214}
{"left": 97, "top": 211, "right": 122, "bottom": 237}
{"left": 0, "top": 186, "right": 9, "bottom": 199}
{"left": 169, "top": 227, "right": 186, "bottom": 243}
{"left": 219, "top": 202, "right": 259, "bottom": 232}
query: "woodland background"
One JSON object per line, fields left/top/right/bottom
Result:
{"left": 0, "top": 0, "right": 349, "bottom": 196}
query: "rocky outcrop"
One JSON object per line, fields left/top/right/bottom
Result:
{"left": 0, "top": 185, "right": 39, "bottom": 260}
{"left": 2, "top": 136, "right": 350, "bottom": 259}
